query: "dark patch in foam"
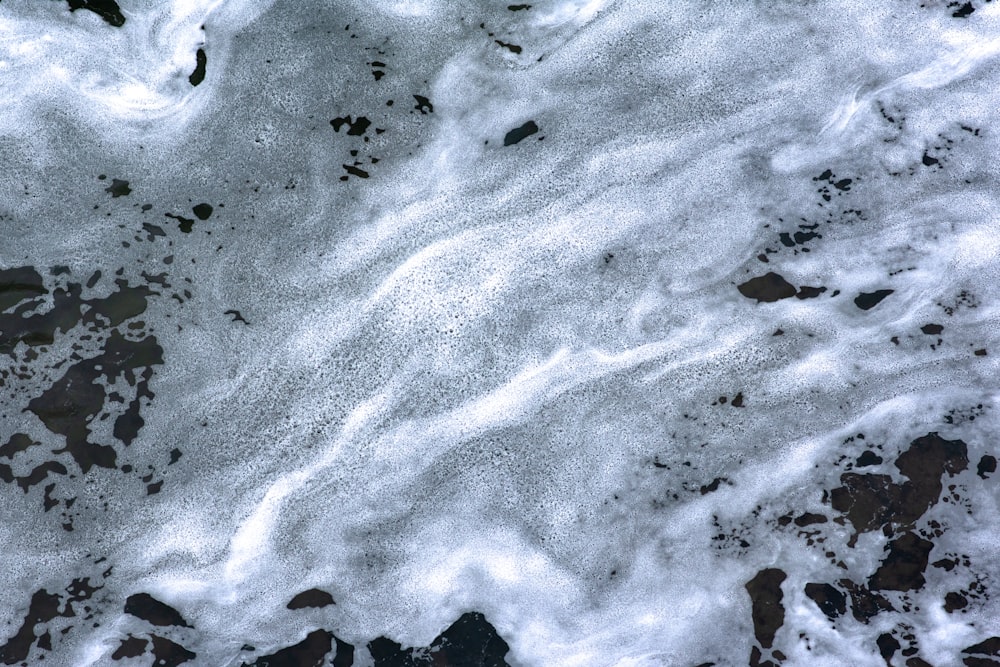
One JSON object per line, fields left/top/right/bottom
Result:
{"left": 503, "top": 120, "right": 538, "bottom": 146}
{"left": 65, "top": 0, "right": 125, "bottom": 27}
{"left": 737, "top": 272, "right": 796, "bottom": 302}
{"left": 287, "top": 588, "right": 336, "bottom": 609}
{"left": 123, "top": 592, "right": 192, "bottom": 627}
{"left": 189, "top": 48, "right": 207, "bottom": 86}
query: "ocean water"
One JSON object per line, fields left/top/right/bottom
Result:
{"left": 1, "top": 1, "right": 999, "bottom": 665}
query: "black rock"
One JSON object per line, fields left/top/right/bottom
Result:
{"left": 124, "top": 593, "right": 192, "bottom": 627}
{"left": 737, "top": 273, "right": 796, "bottom": 303}
{"left": 745, "top": 569, "right": 786, "bottom": 649}
{"left": 503, "top": 121, "right": 538, "bottom": 146}
{"left": 287, "top": 588, "right": 335, "bottom": 610}
{"left": 190, "top": 48, "right": 207, "bottom": 86}
{"left": 854, "top": 289, "right": 893, "bottom": 310}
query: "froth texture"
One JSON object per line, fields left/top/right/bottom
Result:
{"left": 1, "top": 0, "right": 1000, "bottom": 665}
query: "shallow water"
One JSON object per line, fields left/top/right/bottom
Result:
{"left": 1, "top": 1, "right": 1000, "bottom": 665}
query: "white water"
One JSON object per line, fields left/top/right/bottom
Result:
{"left": 1, "top": 1, "right": 1000, "bottom": 665}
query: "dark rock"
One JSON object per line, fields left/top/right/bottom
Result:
{"left": 112, "top": 635, "right": 148, "bottom": 660}
{"left": 876, "top": 633, "right": 900, "bottom": 665}
{"left": 894, "top": 432, "right": 968, "bottom": 503}
{"left": 495, "top": 40, "right": 522, "bottom": 54}
{"left": 804, "top": 583, "right": 846, "bottom": 620}
{"left": 287, "top": 588, "right": 335, "bottom": 610}
{"left": 342, "top": 164, "right": 370, "bottom": 179}
{"left": 65, "top": 0, "right": 125, "bottom": 27}
{"left": 795, "top": 285, "right": 826, "bottom": 299}
{"left": 977, "top": 455, "right": 996, "bottom": 479}
{"left": 413, "top": 95, "right": 433, "bottom": 114}
{"left": 855, "top": 450, "right": 883, "bottom": 467}
{"left": 829, "top": 473, "right": 899, "bottom": 541}
{"left": 920, "top": 323, "right": 943, "bottom": 335}
{"left": 166, "top": 213, "right": 196, "bottom": 233}
{"left": 840, "top": 579, "right": 894, "bottom": 623}
{"left": 932, "top": 557, "right": 958, "bottom": 571}
{"left": 149, "top": 635, "right": 196, "bottom": 667}
{"left": 331, "top": 116, "right": 371, "bottom": 136}
{"left": 431, "top": 612, "right": 511, "bottom": 667}
{"left": 27, "top": 330, "right": 163, "bottom": 472}
{"left": 869, "top": 532, "right": 934, "bottom": 592}
{"left": 793, "top": 513, "right": 827, "bottom": 527}
{"left": 0, "top": 266, "right": 47, "bottom": 313}
{"left": 124, "top": 593, "right": 192, "bottom": 627}
{"left": 368, "top": 612, "right": 510, "bottom": 667}
{"left": 963, "top": 637, "right": 1000, "bottom": 656}
{"left": 0, "top": 589, "right": 65, "bottom": 664}
{"left": 503, "top": 121, "right": 538, "bottom": 146}
{"left": 945, "top": 592, "right": 969, "bottom": 612}
{"left": 952, "top": 2, "right": 975, "bottom": 18}
{"left": 745, "top": 569, "right": 786, "bottom": 649}
{"left": 332, "top": 638, "right": 354, "bottom": 667}
{"left": 192, "top": 203, "right": 213, "bottom": 220}
{"left": 699, "top": 477, "right": 727, "bottom": 495}
{"left": 737, "top": 273, "right": 796, "bottom": 303}
{"left": 748, "top": 645, "right": 779, "bottom": 667}
{"left": 246, "top": 629, "right": 334, "bottom": 667}
{"left": 0, "top": 433, "right": 40, "bottom": 459}
{"left": 829, "top": 433, "right": 967, "bottom": 544}
{"left": 854, "top": 290, "right": 893, "bottom": 310}
{"left": 189, "top": 48, "right": 207, "bottom": 86}
{"left": 105, "top": 179, "right": 131, "bottom": 197}
{"left": 225, "top": 309, "right": 249, "bottom": 324}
